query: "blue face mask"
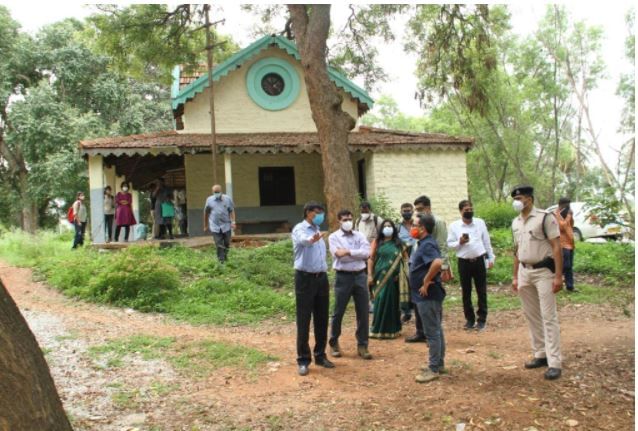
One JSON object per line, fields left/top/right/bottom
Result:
{"left": 312, "top": 212, "right": 325, "bottom": 226}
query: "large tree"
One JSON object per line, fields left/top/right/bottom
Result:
{"left": 0, "top": 279, "right": 73, "bottom": 429}
{"left": 0, "top": 11, "right": 173, "bottom": 230}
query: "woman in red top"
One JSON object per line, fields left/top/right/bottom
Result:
{"left": 115, "top": 181, "right": 137, "bottom": 242}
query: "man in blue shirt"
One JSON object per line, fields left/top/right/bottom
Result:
{"left": 409, "top": 213, "right": 446, "bottom": 383}
{"left": 291, "top": 201, "right": 334, "bottom": 376}
{"left": 203, "top": 185, "right": 236, "bottom": 263}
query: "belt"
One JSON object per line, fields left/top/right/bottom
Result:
{"left": 520, "top": 262, "right": 547, "bottom": 269}
{"left": 336, "top": 269, "right": 366, "bottom": 275}
{"left": 296, "top": 270, "right": 326, "bottom": 278}
{"left": 459, "top": 254, "right": 486, "bottom": 263}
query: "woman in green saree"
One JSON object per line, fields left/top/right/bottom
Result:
{"left": 368, "top": 220, "right": 410, "bottom": 339}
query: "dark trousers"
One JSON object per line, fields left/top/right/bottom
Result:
{"left": 562, "top": 248, "right": 574, "bottom": 290}
{"left": 458, "top": 257, "right": 488, "bottom": 325}
{"left": 212, "top": 230, "right": 231, "bottom": 262}
{"left": 115, "top": 225, "right": 131, "bottom": 242}
{"left": 295, "top": 270, "right": 330, "bottom": 366}
{"left": 414, "top": 305, "right": 425, "bottom": 337}
{"left": 105, "top": 214, "right": 114, "bottom": 241}
{"left": 72, "top": 222, "right": 86, "bottom": 249}
{"left": 330, "top": 271, "right": 370, "bottom": 347}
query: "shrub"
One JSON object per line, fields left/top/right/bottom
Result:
{"left": 88, "top": 246, "right": 180, "bottom": 311}
{"left": 477, "top": 202, "right": 517, "bottom": 229}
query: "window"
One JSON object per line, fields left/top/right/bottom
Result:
{"left": 246, "top": 57, "right": 301, "bottom": 111}
{"left": 259, "top": 167, "right": 296, "bottom": 206}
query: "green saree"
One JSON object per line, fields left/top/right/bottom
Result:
{"left": 370, "top": 240, "right": 407, "bottom": 339}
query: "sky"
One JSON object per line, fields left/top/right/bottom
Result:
{"left": 2, "top": 2, "right": 634, "bottom": 168}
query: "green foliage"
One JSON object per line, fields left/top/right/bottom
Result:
{"left": 358, "top": 193, "right": 396, "bottom": 222}
{"left": 88, "top": 335, "right": 276, "bottom": 376}
{"left": 88, "top": 246, "right": 180, "bottom": 311}
{"left": 573, "top": 242, "right": 635, "bottom": 284}
{"left": 476, "top": 202, "right": 517, "bottom": 229}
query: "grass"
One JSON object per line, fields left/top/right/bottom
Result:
{"left": 0, "top": 228, "right": 633, "bottom": 327}
{"left": 88, "top": 334, "right": 276, "bottom": 376}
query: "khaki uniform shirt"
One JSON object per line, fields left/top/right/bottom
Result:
{"left": 512, "top": 207, "right": 560, "bottom": 264}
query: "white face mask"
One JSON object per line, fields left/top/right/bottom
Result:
{"left": 341, "top": 220, "right": 353, "bottom": 232}
{"left": 360, "top": 213, "right": 371, "bottom": 221}
{"left": 382, "top": 226, "right": 394, "bottom": 237}
{"left": 122, "top": 187, "right": 129, "bottom": 192}
{"left": 512, "top": 200, "right": 525, "bottom": 213}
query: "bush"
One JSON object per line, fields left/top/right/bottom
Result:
{"left": 88, "top": 246, "right": 180, "bottom": 311}
{"left": 477, "top": 202, "right": 517, "bottom": 229}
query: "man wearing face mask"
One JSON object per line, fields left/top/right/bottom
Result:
{"left": 409, "top": 213, "right": 446, "bottom": 383}
{"left": 397, "top": 203, "right": 416, "bottom": 248}
{"left": 511, "top": 185, "right": 564, "bottom": 381}
{"left": 292, "top": 201, "right": 332, "bottom": 376}
{"left": 328, "top": 209, "right": 373, "bottom": 360}
{"left": 355, "top": 201, "right": 383, "bottom": 245}
{"left": 203, "top": 184, "right": 236, "bottom": 263}
{"left": 447, "top": 200, "right": 495, "bottom": 331}
{"left": 404, "top": 195, "right": 449, "bottom": 343}
{"left": 554, "top": 197, "right": 576, "bottom": 292}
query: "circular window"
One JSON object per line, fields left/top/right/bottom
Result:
{"left": 246, "top": 58, "right": 300, "bottom": 111}
{"left": 261, "top": 73, "right": 285, "bottom": 96}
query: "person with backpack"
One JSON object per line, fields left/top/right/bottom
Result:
{"left": 70, "top": 192, "right": 88, "bottom": 249}
{"left": 354, "top": 201, "right": 383, "bottom": 245}
{"left": 511, "top": 185, "right": 564, "bottom": 381}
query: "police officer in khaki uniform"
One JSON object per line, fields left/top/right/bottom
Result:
{"left": 511, "top": 185, "right": 564, "bottom": 380}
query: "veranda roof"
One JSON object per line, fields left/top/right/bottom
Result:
{"left": 79, "top": 126, "right": 474, "bottom": 157}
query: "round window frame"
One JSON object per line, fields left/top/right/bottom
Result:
{"left": 246, "top": 58, "right": 301, "bottom": 111}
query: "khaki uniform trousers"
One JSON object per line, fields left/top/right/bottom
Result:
{"left": 518, "top": 265, "right": 562, "bottom": 368}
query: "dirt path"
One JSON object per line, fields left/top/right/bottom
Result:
{"left": 1, "top": 262, "right": 634, "bottom": 431}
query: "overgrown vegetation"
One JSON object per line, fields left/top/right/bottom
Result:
{"left": 0, "top": 230, "right": 633, "bottom": 325}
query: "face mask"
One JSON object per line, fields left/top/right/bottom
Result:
{"left": 410, "top": 227, "right": 421, "bottom": 239}
{"left": 360, "top": 213, "right": 371, "bottom": 221}
{"left": 463, "top": 211, "right": 474, "bottom": 220}
{"left": 122, "top": 187, "right": 129, "bottom": 192}
{"left": 512, "top": 200, "right": 525, "bottom": 213}
{"left": 341, "top": 220, "right": 353, "bottom": 232}
{"left": 382, "top": 226, "right": 394, "bottom": 237}
{"left": 402, "top": 212, "right": 413, "bottom": 221}
{"left": 312, "top": 212, "right": 325, "bottom": 226}
{"left": 560, "top": 207, "right": 569, "bottom": 218}
{"left": 213, "top": 192, "right": 222, "bottom": 199}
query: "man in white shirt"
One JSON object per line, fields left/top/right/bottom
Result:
{"left": 355, "top": 201, "right": 383, "bottom": 244}
{"left": 329, "top": 209, "right": 373, "bottom": 360}
{"left": 447, "top": 200, "right": 495, "bottom": 331}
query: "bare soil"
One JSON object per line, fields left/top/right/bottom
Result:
{"left": 0, "top": 262, "right": 634, "bottom": 431}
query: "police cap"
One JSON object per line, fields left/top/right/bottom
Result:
{"left": 510, "top": 185, "right": 534, "bottom": 198}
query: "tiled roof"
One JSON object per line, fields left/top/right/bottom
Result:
{"left": 80, "top": 127, "right": 474, "bottom": 156}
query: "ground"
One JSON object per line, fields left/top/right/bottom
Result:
{"left": 0, "top": 262, "right": 634, "bottom": 431}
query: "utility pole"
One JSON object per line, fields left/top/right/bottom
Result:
{"left": 203, "top": 5, "right": 224, "bottom": 184}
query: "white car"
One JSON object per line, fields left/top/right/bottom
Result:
{"left": 546, "top": 202, "right": 624, "bottom": 242}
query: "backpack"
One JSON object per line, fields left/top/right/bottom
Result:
{"left": 67, "top": 206, "right": 75, "bottom": 223}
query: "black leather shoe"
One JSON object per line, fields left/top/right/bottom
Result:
{"left": 524, "top": 357, "right": 549, "bottom": 369}
{"left": 544, "top": 367, "right": 562, "bottom": 380}
{"left": 463, "top": 322, "right": 476, "bottom": 330}
{"left": 298, "top": 365, "right": 309, "bottom": 376}
{"left": 315, "top": 358, "right": 335, "bottom": 368}
{"left": 405, "top": 334, "right": 427, "bottom": 343}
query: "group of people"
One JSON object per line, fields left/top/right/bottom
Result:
{"left": 69, "top": 178, "right": 191, "bottom": 249}
{"left": 292, "top": 185, "right": 574, "bottom": 383}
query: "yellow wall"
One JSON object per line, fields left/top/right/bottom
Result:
{"left": 230, "top": 153, "right": 324, "bottom": 207}
{"left": 367, "top": 150, "right": 469, "bottom": 224}
{"left": 181, "top": 48, "right": 360, "bottom": 133}
{"left": 184, "top": 154, "right": 226, "bottom": 209}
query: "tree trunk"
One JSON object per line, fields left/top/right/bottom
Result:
{"left": 18, "top": 169, "right": 38, "bottom": 233}
{"left": 288, "top": 5, "right": 358, "bottom": 229}
{"left": 0, "top": 279, "right": 73, "bottom": 430}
